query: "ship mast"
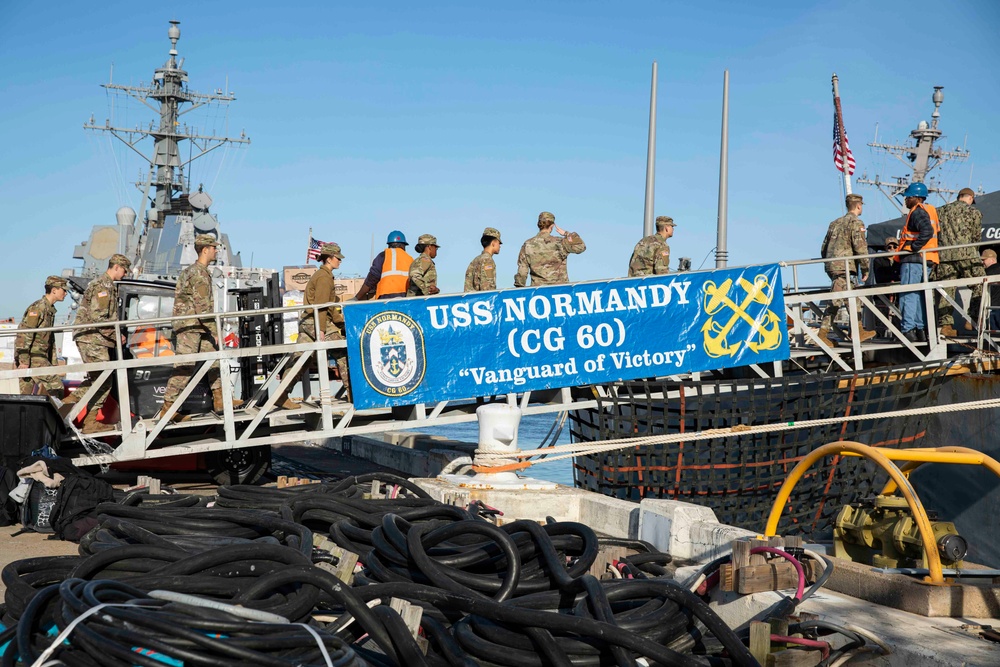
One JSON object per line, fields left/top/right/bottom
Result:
{"left": 84, "top": 21, "right": 250, "bottom": 233}
{"left": 856, "top": 86, "right": 973, "bottom": 213}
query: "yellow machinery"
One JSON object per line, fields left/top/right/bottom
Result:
{"left": 765, "top": 442, "right": 1000, "bottom": 583}
{"left": 833, "top": 494, "right": 968, "bottom": 569}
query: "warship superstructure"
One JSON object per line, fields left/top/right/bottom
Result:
{"left": 71, "top": 21, "right": 250, "bottom": 284}
{"left": 65, "top": 22, "right": 282, "bottom": 402}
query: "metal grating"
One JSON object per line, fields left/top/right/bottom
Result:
{"left": 570, "top": 360, "right": 956, "bottom": 537}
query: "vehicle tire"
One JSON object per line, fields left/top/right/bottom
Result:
{"left": 205, "top": 446, "right": 271, "bottom": 486}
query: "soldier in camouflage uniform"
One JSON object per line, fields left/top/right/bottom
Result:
{"left": 817, "top": 194, "right": 876, "bottom": 347}
{"left": 465, "top": 227, "right": 502, "bottom": 292}
{"left": 514, "top": 212, "right": 586, "bottom": 287}
{"left": 628, "top": 216, "right": 676, "bottom": 277}
{"left": 407, "top": 234, "right": 441, "bottom": 297}
{"left": 934, "top": 188, "right": 984, "bottom": 336}
{"left": 276, "top": 242, "right": 351, "bottom": 408}
{"left": 63, "top": 253, "right": 131, "bottom": 433}
{"left": 15, "top": 276, "right": 68, "bottom": 396}
{"left": 158, "top": 234, "right": 243, "bottom": 420}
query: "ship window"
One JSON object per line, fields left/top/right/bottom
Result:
{"left": 125, "top": 294, "right": 175, "bottom": 358}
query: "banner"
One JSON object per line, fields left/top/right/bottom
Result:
{"left": 343, "top": 264, "right": 789, "bottom": 410}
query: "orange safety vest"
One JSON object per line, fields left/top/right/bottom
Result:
{"left": 128, "top": 327, "right": 175, "bottom": 358}
{"left": 898, "top": 202, "right": 939, "bottom": 265}
{"left": 374, "top": 248, "right": 413, "bottom": 298}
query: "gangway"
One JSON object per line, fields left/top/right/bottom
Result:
{"left": 2, "top": 244, "right": 998, "bottom": 482}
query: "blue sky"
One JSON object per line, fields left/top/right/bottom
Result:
{"left": 2, "top": 0, "right": 998, "bottom": 317}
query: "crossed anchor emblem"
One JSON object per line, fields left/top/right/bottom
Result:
{"left": 700, "top": 275, "right": 782, "bottom": 358}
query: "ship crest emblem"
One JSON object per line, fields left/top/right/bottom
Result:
{"left": 701, "top": 275, "right": 782, "bottom": 358}
{"left": 360, "top": 311, "right": 426, "bottom": 396}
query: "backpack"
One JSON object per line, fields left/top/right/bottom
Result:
{"left": 50, "top": 475, "right": 117, "bottom": 540}
{"left": 20, "top": 479, "right": 60, "bottom": 533}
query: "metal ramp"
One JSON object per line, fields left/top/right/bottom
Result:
{"left": 2, "top": 245, "right": 998, "bottom": 470}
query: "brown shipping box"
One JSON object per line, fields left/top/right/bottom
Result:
{"left": 335, "top": 278, "right": 365, "bottom": 302}
{"left": 283, "top": 266, "right": 317, "bottom": 292}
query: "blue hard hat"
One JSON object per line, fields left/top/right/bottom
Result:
{"left": 901, "top": 182, "right": 928, "bottom": 199}
{"left": 386, "top": 230, "right": 408, "bottom": 245}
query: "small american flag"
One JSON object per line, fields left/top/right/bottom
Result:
{"left": 306, "top": 236, "right": 328, "bottom": 262}
{"left": 833, "top": 113, "right": 856, "bottom": 175}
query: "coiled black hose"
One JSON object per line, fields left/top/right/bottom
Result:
{"left": 1, "top": 477, "right": 759, "bottom": 666}
{"left": 4, "top": 578, "right": 360, "bottom": 667}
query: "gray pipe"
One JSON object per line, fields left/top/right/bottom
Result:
{"left": 716, "top": 70, "right": 730, "bottom": 268}
{"left": 643, "top": 62, "right": 658, "bottom": 237}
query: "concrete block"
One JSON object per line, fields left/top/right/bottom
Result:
{"left": 823, "top": 556, "right": 1000, "bottom": 618}
{"left": 576, "top": 492, "right": 640, "bottom": 540}
{"left": 639, "top": 498, "right": 755, "bottom": 561}
{"left": 415, "top": 478, "right": 640, "bottom": 537}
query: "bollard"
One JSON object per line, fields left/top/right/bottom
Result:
{"left": 436, "top": 403, "right": 556, "bottom": 490}
{"left": 472, "top": 403, "right": 522, "bottom": 480}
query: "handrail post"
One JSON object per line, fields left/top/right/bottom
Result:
{"left": 216, "top": 312, "right": 236, "bottom": 441}
{"left": 114, "top": 319, "right": 134, "bottom": 437}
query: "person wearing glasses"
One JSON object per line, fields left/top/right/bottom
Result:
{"left": 874, "top": 237, "right": 902, "bottom": 285}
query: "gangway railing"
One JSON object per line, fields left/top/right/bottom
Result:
{"left": 1, "top": 242, "right": 997, "bottom": 469}
{"left": 778, "top": 240, "right": 1000, "bottom": 373}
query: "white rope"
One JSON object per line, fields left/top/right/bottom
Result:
{"left": 480, "top": 394, "right": 1000, "bottom": 467}
{"left": 294, "top": 622, "right": 335, "bottom": 667}
{"left": 30, "top": 602, "right": 140, "bottom": 667}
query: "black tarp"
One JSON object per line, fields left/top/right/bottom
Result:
{"left": 867, "top": 189, "right": 1000, "bottom": 250}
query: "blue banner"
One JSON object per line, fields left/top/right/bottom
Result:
{"left": 343, "top": 264, "right": 789, "bottom": 410}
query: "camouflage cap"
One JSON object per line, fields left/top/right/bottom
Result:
{"left": 655, "top": 215, "right": 676, "bottom": 228}
{"left": 45, "top": 275, "right": 68, "bottom": 290}
{"left": 538, "top": 211, "right": 555, "bottom": 226}
{"left": 885, "top": 236, "right": 899, "bottom": 247}
{"left": 845, "top": 193, "right": 864, "bottom": 207}
{"left": 483, "top": 227, "right": 502, "bottom": 242}
{"left": 958, "top": 187, "right": 976, "bottom": 202}
{"left": 320, "top": 242, "right": 345, "bottom": 259}
{"left": 194, "top": 234, "right": 219, "bottom": 247}
{"left": 416, "top": 234, "right": 439, "bottom": 247}
{"left": 109, "top": 253, "right": 132, "bottom": 269}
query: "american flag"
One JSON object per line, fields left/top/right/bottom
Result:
{"left": 306, "top": 236, "right": 328, "bottom": 262}
{"left": 833, "top": 113, "right": 856, "bottom": 175}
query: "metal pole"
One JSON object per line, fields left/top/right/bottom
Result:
{"left": 832, "top": 73, "right": 852, "bottom": 197}
{"left": 716, "top": 70, "right": 730, "bottom": 268}
{"left": 642, "top": 61, "right": 658, "bottom": 237}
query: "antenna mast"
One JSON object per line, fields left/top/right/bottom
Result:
{"left": 83, "top": 21, "right": 250, "bottom": 229}
{"left": 856, "top": 86, "right": 973, "bottom": 211}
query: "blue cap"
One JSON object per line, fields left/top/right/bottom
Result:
{"left": 386, "top": 230, "right": 408, "bottom": 245}
{"left": 901, "top": 182, "right": 928, "bottom": 199}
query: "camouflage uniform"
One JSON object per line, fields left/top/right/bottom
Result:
{"left": 514, "top": 213, "right": 586, "bottom": 287}
{"left": 628, "top": 235, "right": 671, "bottom": 276}
{"left": 465, "top": 227, "right": 501, "bottom": 292}
{"left": 934, "top": 199, "right": 984, "bottom": 328}
{"left": 407, "top": 235, "right": 440, "bottom": 297}
{"left": 294, "top": 244, "right": 349, "bottom": 392}
{"left": 407, "top": 254, "right": 437, "bottom": 296}
{"left": 819, "top": 210, "right": 870, "bottom": 331}
{"left": 465, "top": 251, "right": 497, "bottom": 291}
{"left": 68, "top": 254, "right": 130, "bottom": 411}
{"left": 15, "top": 279, "right": 65, "bottom": 395}
{"left": 163, "top": 247, "right": 221, "bottom": 405}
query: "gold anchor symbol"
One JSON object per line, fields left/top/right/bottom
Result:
{"left": 701, "top": 275, "right": 782, "bottom": 358}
